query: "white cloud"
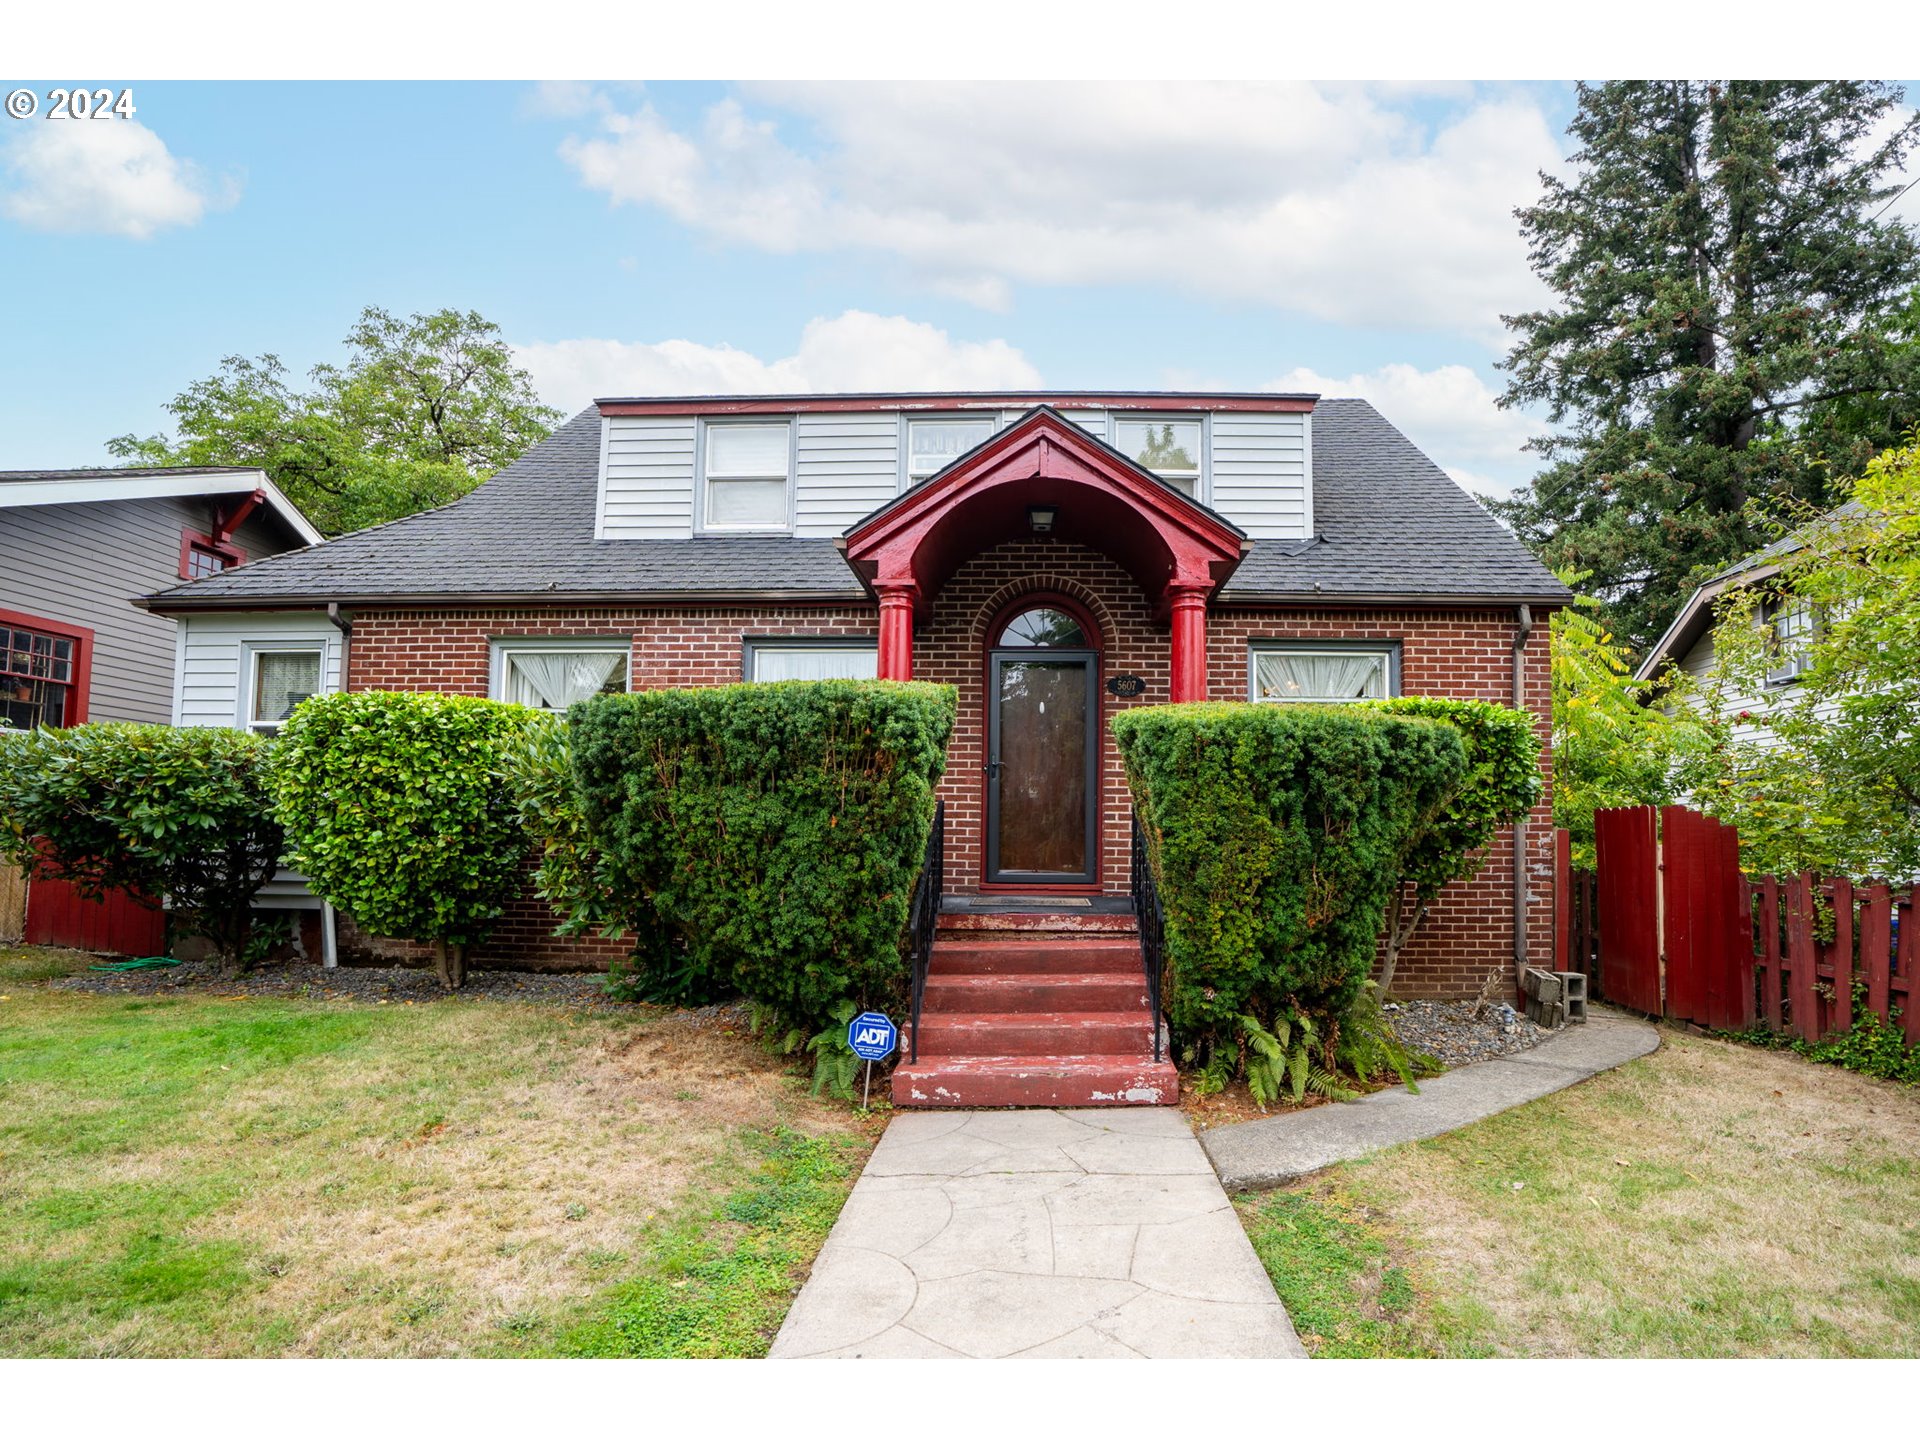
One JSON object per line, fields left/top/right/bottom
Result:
{"left": 1, "top": 119, "right": 234, "bottom": 238}
{"left": 514, "top": 310, "right": 1043, "bottom": 413}
{"left": 1268, "top": 362, "right": 1542, "bottom": 494}
{"left": 556, "top": 83, "right": 1561, "bottom": 337}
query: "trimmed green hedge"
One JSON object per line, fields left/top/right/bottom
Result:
{"left": 0, "top": 722, "right": 282, "bottom": 966}
{"left": 269, "top": 691, "right": 532, "bottom": 986}
{"left": 1358, "top": 696, "right": 1543, "bottom": 990}
{"left": 1113, "top": 701, "right": 1468, "bottom": 1042}
{"left": 570, "top": 679, "right": 956, "bottom": 1032}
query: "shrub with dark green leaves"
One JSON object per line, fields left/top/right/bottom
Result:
{"left": 269, "top": 691, "right": 531, "bottom": 987}
{"left": 1113, "top": 701, "right": 1468, "bottom": 1050}
{"left": 569, "top": 679, "right": 956, "bottom": 1033}
{"left": 1358, "top": 696, "right": 1543, "bottom": 991}
{"left": 0, "top": 722, "right": 282, "bottom": 966}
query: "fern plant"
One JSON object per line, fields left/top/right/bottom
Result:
{"left": 1335, "top": 982, "right": 1439, "bottom": 1091}
{"left": 1239, "top": 1011, "right": 1359, "bottom": 1107}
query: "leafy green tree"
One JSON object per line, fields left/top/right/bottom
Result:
{"left": 1684, "top": 439, "right": 1920, "bottom": 877}
{"left": 1493, "top": 81, "right": 1920, "bottom": 653}
{"left": 1550, "top": 580, "right": 1712, "bottom": 864}
{"left": 0, "top": 724, "right": 283, "bottom": 967}
{"left": 109, "top": 307, "right": 561, "bottom": 535}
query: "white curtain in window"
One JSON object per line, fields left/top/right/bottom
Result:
{"left": 752, "top": 647, "right": 879, "bottom": 682}
{"left": 1255, "top": 651, "right": 1386, "bottom": 702}
{"left": 254, "top": 652, "right": 323, "bottom": 724}
{"left": 506, "top": 650, "right": 624, "bottom": 710}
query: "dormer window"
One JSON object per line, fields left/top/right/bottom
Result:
{"left": 702, "top": 420, "right": 792, "bottom": 531}
{"left": 907, "top": 417, "right": 996, "bottom": 482}
{"left": 1115, "top": 417, "right": 1204, "bottom": 498}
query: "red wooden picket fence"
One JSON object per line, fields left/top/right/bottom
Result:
{"left": 1573, "top": 804, "right": 1919, "bottom": 1044}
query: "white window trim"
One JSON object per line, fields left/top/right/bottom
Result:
{"left": 1114, "top": 412, "right": 1209, "bottom": 503}
{"left": 240, "top": 642, "right": 328, "bottom": 733}
{"left": 899, "top": 412, "right": 999, "bottom": 491}
{"left": 1247, "top": 640, "right": 1401, "bottom": 703}
{"left": 489, "top": 636, "right": 632, "bottom": 711}
{"left": 696, "top": 417, "right": 795, "bottom": 534}
{"left": 742, "top": 636, "right": 880, "bottom": 683}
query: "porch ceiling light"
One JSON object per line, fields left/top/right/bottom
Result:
{"left": 1027, "top": 503, "right": 1057, "bottom": 534}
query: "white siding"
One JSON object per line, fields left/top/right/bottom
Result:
{"left": 599, "top": 415, "right": 696, "bottom": 539}
{"left": 174, "top": 611, "right": 343, "bottom": 729}
{"left": 795, "top": 412, "right": 898, "bottom": 535}
{"left": 1209, "top": 411, "right": 1310, "bottom": 538}
{"left": 175, "top": 610, "right": 345, "bottom": 907}
{"left": 999, "top": 408, "right": 1109, "bottom": 439}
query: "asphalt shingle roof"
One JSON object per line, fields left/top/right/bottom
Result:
{"left": 143, "top": 400, "right": 1568, "bottom": 609}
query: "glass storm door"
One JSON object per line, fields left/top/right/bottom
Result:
{"left": 986, "top": 645, "right": 1098, "bottom": 886}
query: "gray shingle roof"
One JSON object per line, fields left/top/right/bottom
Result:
{"left": 143, "top": 400, "right": 1567, "bottom": 610}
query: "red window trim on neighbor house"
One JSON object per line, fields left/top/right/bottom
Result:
{"left": 0, "top": 607, "right": 92, "bottom": 726}
{"left": 179, "top": 528, "right": 245, "bottom": 581}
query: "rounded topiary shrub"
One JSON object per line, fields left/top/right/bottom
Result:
{"left": 569, "top": 679, "right": 956, "bottom": 1034}
{"left": 1112, "top": 701, "right": 1469, "bottom": 1044}
{"left": 269, "top": 691, "right": 532, "bottom": 987}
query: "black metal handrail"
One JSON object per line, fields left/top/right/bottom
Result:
{"left": 907, "top": 799, "right": 944, "bottom": 1063}
{"left": 1130, "top": 811, "right": 1166, "bottom": 1063}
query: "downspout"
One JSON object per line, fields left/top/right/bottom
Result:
{"left": 1511, "top": 604, "right": 1534, "bottom": 997}
{"left": 320, "top": 604, "right": 353, "bottom": 969}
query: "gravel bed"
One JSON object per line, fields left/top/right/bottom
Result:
{"left": 1385, "top": 998, "right": 1552, "bottom": 1068}
{"left": 49, "top": 958, "right": 732, "bottom": 1016}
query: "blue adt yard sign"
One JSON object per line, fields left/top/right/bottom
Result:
{"left": 848, "top": 1011, "right": 897, "bottom": 1062}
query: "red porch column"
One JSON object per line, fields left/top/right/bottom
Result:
{"left": 876, "top": 583, "right": 917, "bottom": 680}
{"left": 1167, "top": 585, "right": 1208, "bottom": 703}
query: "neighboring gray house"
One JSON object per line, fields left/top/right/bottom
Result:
{"left": 1, "top": 466, "right": 321, "bottom": 729}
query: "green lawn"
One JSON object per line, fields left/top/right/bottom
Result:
{"left": 1239, "top": 1029, "right": 1920, "bottom": 1358}
{"left": 0, "top": 946, "right": 870, "bottom": 1357}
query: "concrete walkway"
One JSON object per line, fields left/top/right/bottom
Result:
{"left": 1202, "top": 1012, "right": 1660, "bottom": 1191}
{"left": 771, "top": 1108, "right": 1303, "bottom": 1358}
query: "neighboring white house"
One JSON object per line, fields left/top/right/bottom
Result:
{"left": 1635, "top": 506, "right": 1861, "bottom": 744}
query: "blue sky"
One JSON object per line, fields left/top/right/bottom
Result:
{"left": 1, "top": 80, "right": 1913, "bottom": 495}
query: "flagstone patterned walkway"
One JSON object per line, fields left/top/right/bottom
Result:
{"left": 770, "top": 1108, "right": 1303, "bottom": 1359}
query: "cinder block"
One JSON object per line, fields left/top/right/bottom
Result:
{"left": 1555, "top": 971, "right": 1588, "bottom": 1023}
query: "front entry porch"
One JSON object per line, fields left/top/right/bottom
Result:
{"left": 838, "top": 408, "right": 1244, "bottom": 1106}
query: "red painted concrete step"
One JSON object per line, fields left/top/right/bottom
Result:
{"left": 911, "top": 1010, "right": 1155, "bottom": 1057}
{"left": 922, "top": 972, "right": 1149, "bottom": 1014}
{"left": 931, "top": 938, "right": 1142, "bottom": 975}
{"left": 891, "top": 1055, "right": 1180, "bottom": 1108}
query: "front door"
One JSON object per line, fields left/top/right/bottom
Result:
{"left": 986, "top": 623, "right": 1098, "bottom": 885}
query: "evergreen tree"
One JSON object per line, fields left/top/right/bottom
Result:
{"left": 1493, "top": 81, "right": 1920, "bottom": 652}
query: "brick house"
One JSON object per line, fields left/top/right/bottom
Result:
{"left": 142, "top": 393, "right": 1567, "bottom": 1103}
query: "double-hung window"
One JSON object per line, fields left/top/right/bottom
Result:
{"left": 1115, "top": 417, "right": 1204, "bottom": 497}
{"left": 744, "top": 638, "right": 879, "bottom": 682}
{"left": 1764, "top": 596, "right": 1816, "bottom": 686}
{"left": 492, "top": 639, "right": 630, "bottom": 713}
{"left": 247, "top": 648, "right": 324, "bottom": 733}
{"left": 703, "top": 421, "right": 792, "bottom": 531}
{"left": 1250, "top": 642, "right": 1397, "bottom": 703}
{"left": 906, "top": 416, "right": 996, "bottom": 484}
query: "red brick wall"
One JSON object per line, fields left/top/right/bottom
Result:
{"left": 337, "top": 589, "right": 1555, "bottom": 997}
{"left": 1206, "top": 606, "right": 1556, "bottom": 997}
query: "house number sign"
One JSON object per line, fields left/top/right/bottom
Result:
{"left": 1106, "top": 674, "right": 1146, "bottom": 698}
